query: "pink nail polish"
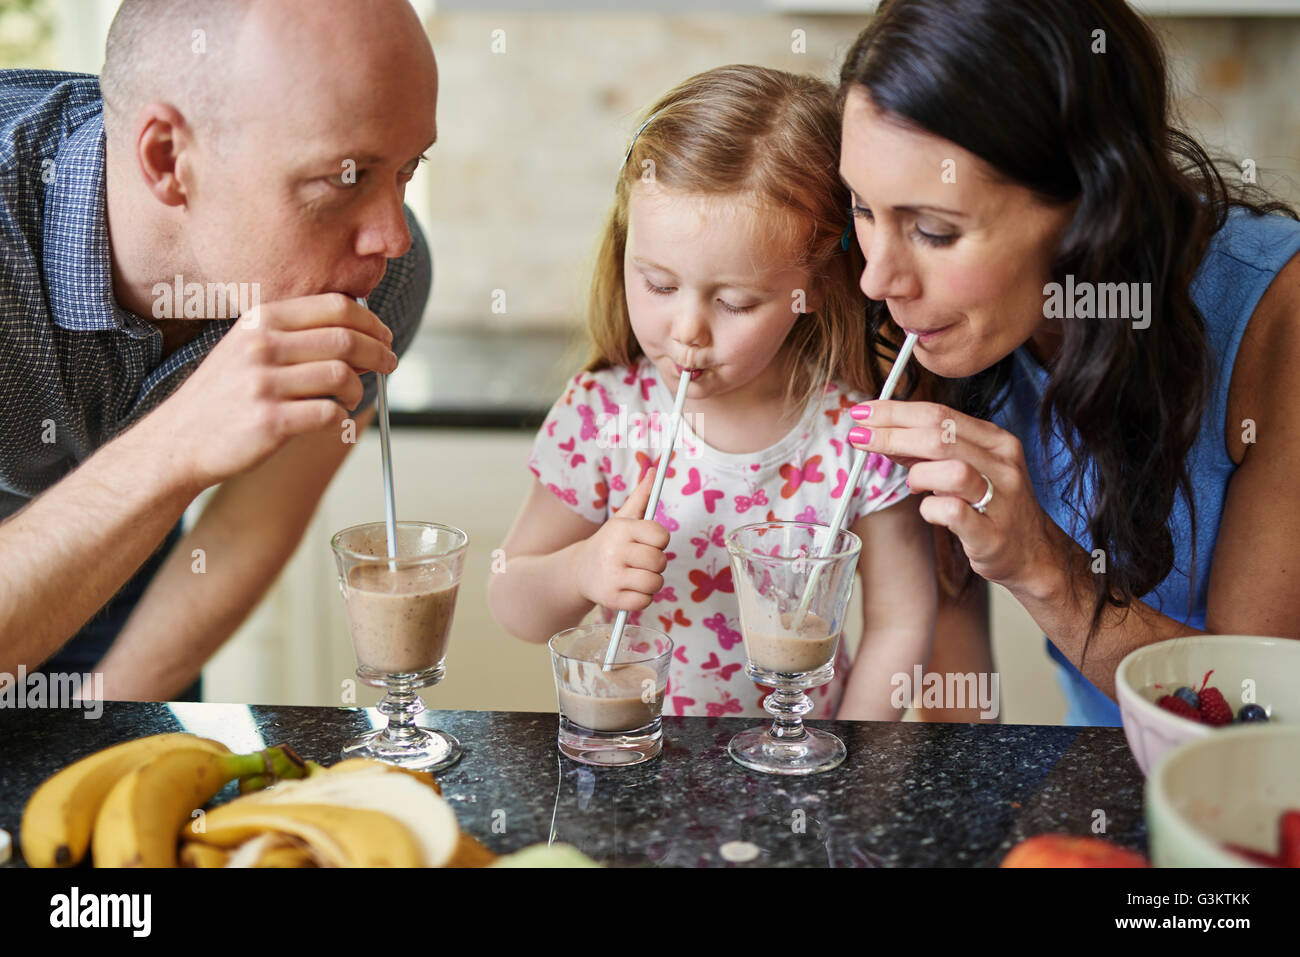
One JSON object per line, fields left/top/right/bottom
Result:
{"left": 850, "top": 403, "right": 872, "bottom": 421}
{"left": 848, "top": 426, "right": 872, "bottom": 445}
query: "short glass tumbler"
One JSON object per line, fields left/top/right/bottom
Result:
{"left": 549, "top": 623, "right": 673, "bottom": 767}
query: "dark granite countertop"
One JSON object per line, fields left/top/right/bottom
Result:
{"left": 0, "top": 702, "right": 1148, "bottom": 867}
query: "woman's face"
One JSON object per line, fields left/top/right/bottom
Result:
{"left": 839, "top": 87, "right": 1074, "bottom": 377}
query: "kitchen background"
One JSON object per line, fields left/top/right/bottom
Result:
{"left": 3, "top": 0, "right": 1298, "bottom": 720}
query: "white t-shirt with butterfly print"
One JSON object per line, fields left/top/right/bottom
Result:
{"left": 527, "top": 356, "right": 913, "bottom": 719}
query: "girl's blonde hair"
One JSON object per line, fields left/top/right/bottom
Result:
{"left": 585, "top": 64, "right": 871, "bottom": 415}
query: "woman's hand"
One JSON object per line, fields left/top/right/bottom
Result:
{"left": 847, "top": 400, "right": 1073, "bottom": 599}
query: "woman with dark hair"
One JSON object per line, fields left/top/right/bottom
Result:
{"left": 838, "top": 0, "right": 1300, "bottom": 725}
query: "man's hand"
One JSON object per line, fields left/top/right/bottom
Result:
{"left": 159, "top": 294, "right": 396, "bottom": 490}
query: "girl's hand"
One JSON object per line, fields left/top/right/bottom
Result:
{"left": 574, "top": 468, "right": 671, "bottom": 611}
{"left": 846, "top": 400, "right": 1070, "bottom": 597}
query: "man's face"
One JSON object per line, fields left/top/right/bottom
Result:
{"left": 623, "top": 183, "right": 814, "bottom": 404}
{"left": 178, "top": 5, "right": 438, "bottom": 303}
{"left": 839, "top": 87, "right": 1074, "bottom": 377}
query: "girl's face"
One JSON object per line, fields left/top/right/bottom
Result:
{"left": 623, "top": 183, "right": 817, "bottom": 407}
{"left": 839, "top": 87, "right": 1075, "bottom": 377}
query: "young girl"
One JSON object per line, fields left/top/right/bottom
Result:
{"left": 489, "top": 65, "right": 936, "bottom": 720}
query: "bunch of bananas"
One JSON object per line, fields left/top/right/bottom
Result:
{"left": 21, "top": 732, "right": 308, "bottom": 868}
{"left": 22, "top": 732, "right": 596, "bottom": 867}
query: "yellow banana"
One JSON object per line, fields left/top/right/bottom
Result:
{"left": 91, "top": 743, "right": 304, "bottom": 867}
{"left": 21, "top": 733, "right": 230, "bottom": 868}
{"left": 178, "top": 842, "right": 230, "bottom": 868}
{"left": 185, "top": 802, "right": 424, "bottom": 867}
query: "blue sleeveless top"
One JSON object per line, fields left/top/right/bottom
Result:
{"left": 990, "top": 208, "right": 1300, "bottom": 725}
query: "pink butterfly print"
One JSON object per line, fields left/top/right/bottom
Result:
{"left": 869, "top": 451, "right": 894, "bottom": 479}
{"left": 702, "top": 655, "right": 742, "bottom": 681}
{"left": 546, "top": 483, "right": 578, "bottom": 507}
{"left": 690, "top": 524, "right": 726, "bottom": 558}
{"left": 672, "top": 696, "right": 696, "bottom": 714}
{"left": 794, "top": 505, "right": 819, "bottom": 524}
{"left": 593, "top": 481, "right": 609, "bottom": 511}
{"left": 559, "top": 436, "right": 576, "bottom": 453}
{"left": 658, "top": 608, "right": 691, "bottom": 633}
{"left": 640, "top": 377, "right": 655, "bottom": 402}
{"left": 629, "top": 640, "right": 651, "bottom": 653}
{"left": 701, "top": 652, "right": 721, "bottom": 669}
{"left": 652, "top": 585, "right": 678, "bottom": 603}
{"left": 623, "top": 367, "right": 638, "bottom": 386}
{"left": 830, "top": 437, "right": 845, "bottom": 457}
{"left": 719, "top": 663, "right": 742, "bottom": 680}
{"left": 611, "top": 475, "right": 626, "bottom": 492}
{"left": 779, "top": 456, "right": 824, "bottom": 499}
{"left": 688, "top": 565, "right": 734, "bottom": 602}
{"left": 706, "top": 697, "right": 743, "bottom": 717}
{"left": 546, "top": 420, "right": 558, "bottom": 437}
{"left": 682, "top": 468, "right": 725, "bottom": 513}
{"left": 702, "top": 613, "right": 743, "bottom": 650}
{"left": 590, "top": 381, "right": 620, "bottom": 417}
{"left": 673, "top": 645, "right": 688, "bottom": 664}
{"left": 570, "top": 454, "right": 586, "bottom": 468}
{"left": 577, "top": 405, "right": 600, "bottom": 441}
{"left": 832, "top": 468, "right": 850, "bottom": 499}
{"left": 734, "top": 488, "right": 769, "bottom": 514}
{"left": 654, "top": 502, "right": 679, "bottom": 532}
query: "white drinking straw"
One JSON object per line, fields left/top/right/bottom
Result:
{"left": 359, "top": 297, "right": 398, "bottom": 572}
{"left": 602, "top": 368, "right": 693, "bottom": 670}
{"left": 789, "top": 332, "right": 919, "bottom": 631}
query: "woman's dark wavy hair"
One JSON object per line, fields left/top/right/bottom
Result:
{"left": 839, "top": 0, "right": 1297, "bottom": 654}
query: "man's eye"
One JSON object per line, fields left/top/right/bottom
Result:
{"left": 326, "top": 170, "right": 364, "bottom": 188}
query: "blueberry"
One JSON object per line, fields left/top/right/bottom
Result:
{"left": 1238, "top": 704, "right": 1268, "bottom": 722}
{"left": 1174, "top": 686, "right": 1199, "bottom": 710}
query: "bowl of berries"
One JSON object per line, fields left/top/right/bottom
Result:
{"left": 1145, "top": 724, "right": 1300, "bottom": 867}
{"left": 1115, "top": 634, "right": 1298, "bottom": 775}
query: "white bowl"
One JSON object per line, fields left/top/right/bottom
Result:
{"left": 1145, "top": 724, "right": 1300, "bottom": 867}
{"left": 1115, "top": 634, "right": 1299, "bottom": 775}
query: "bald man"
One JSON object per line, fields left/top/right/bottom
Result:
{"left": 0, "top": 0, "right": 437, "bottom": 701}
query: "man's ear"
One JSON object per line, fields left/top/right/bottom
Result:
{"left": 133, "top": 102, "right": 194, "bottom": 208}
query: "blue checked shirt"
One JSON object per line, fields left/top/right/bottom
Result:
{"left": 0, "top": 70, "right": 431, "bottom": 521}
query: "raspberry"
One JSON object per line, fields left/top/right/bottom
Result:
{"left": 1197, "top": 687, "right": 1234, "bottom": 726}
{"left": 1157, "top": 694, "right": 1201, "bottom": 722}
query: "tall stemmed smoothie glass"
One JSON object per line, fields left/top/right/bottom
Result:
{"left": 331, "top": 521, "right": 468, "bottom": 771}
{"left": 725, "top": 521, "right": 862, "bottom": 775}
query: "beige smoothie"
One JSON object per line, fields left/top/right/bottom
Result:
{"left": 557, "top": 662, "right": 664, "bottom": 732}
{"left": 344, "top": 562, "right": 458, "bottom": 674}
{"left": 744, "top": 611, "right": 838, "bottom": 674}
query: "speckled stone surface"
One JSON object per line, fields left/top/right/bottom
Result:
{"left": 0, "top": 702, "right": 1148, "bottom": 867}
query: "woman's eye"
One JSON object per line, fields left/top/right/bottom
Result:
{"left": 644, "top": 279, "right": 675, "bottom": 296}
{"left": 850, "top": 203, "right": 873, "bottom": 221}
{"left": 915, "top": 228, "right": 957, "bottom": 248}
